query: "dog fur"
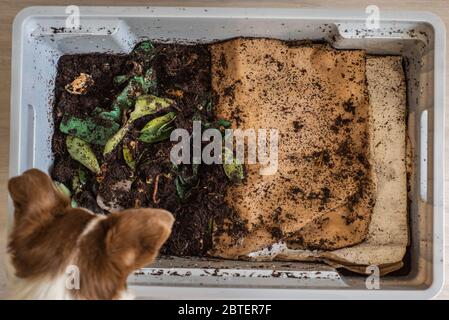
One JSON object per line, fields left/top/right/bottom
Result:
{"left": 6, "top": 169, "right": 174, "bottom": 300}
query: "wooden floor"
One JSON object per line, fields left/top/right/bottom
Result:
{"left": 0, "top": 0, "right": 448, "bottom": 299}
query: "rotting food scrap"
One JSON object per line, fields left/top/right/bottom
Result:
{"left": 65, "top": 73, "right": 94, "bottom": 95}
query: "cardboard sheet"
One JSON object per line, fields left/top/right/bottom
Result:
{"left": 209, "top": 38, "right": 408, "bottom": 275}
{"left": 245, "top": 56, "right": 409, "bottom": 275}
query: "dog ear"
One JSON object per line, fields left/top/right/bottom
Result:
{"left": 105, "top": 208, "right": 174, "bottom": 271}
{"left": 8, "top": 169, "right": 70, "bottom": 219}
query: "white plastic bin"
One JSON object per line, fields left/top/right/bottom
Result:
{"left": 9, "top": 6, "right": 445, "bottom": 299}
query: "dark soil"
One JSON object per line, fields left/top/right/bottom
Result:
{"left": 51, "top": 43, "right": 242, "bottom": 256}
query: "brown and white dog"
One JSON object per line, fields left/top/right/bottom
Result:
{"left": 6, "top": 169, "right": 174, "bottom": 300}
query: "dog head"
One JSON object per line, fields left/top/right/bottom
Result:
{"left": 7, "top": 169, "right": 174, "bottom": 300}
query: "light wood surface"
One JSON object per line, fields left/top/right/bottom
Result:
{"left": 0, "top": 0, "right": 447, "bottom": 299}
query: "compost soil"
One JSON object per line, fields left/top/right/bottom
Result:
{"left": 51, "top": 44, "right": 244, "bottom": 256}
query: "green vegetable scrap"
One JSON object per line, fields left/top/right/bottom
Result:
{"left": 71, "top": 199, "right": 78, "bottom": 208}
{"left": 123, "top": 143, "right": 136, "bottom": 170}
{"left": 205, "top": 99, "right": 213, "bottom": 113}
{"left": 133, "top": 40, "right": 155, "bottom": 55}
{"left": 113, "top": 74, "right": 130, "bottom": 86}
{"left": 130, "top": 95, "right": 173, "bottom": 122}
{"left": 71, "top": 168, "right": 88, "bottom": 194}
{"left": 54, "top": 181, "right": 71, "bottom": 198}
{"left": 60, "top": 116, "right": 120, "bottom": 146}
{"left": 66, "top": 136, "right": 101, "bottom": 174}
{"left": 207, "top": 219, "right": 214, "bottom": 234}
{"left": 174, "top": 176, "right": 189, "bottom": 200}
{"left": 216, "top": 119, "right": 232, "bottom": 128}
{"left": 131, "top": 40, "right": 156, "bottom": 66}
{"left": 139, "top": 112, "right": 176, "bottom": 144}
{"left": 54, "top": 181, "right": 78, "bottom": 208}
{"left": 93, "top": 106, "right": 122, "bottom": 123}
{"left": 93, "top": 53, "right": 158, "bottom": 125}
{"left": 103, "top": 124, "right": 130, "bottom": 156}
{"left": 223, "top": 147, "right": 244, "bottom": 183}
{"left": 111, "top": 65, "right": 157, "bottom": 112}
{"left": 174, "top": 164, "right": 199, "bottom": 200}
{"left": 141, "top": 68, "right": 158, "bottom": 94}
{"left": 113, "top": 77, "right": 146, "bottom": 110}
{"left": 202, "top": 118, "right": 232, "bottom": 130}
{"left": 103, "top": 95, "right": 174, "bottom": 155}
{"left": 111, "top": 39, "right": 157, "bottom": 103}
